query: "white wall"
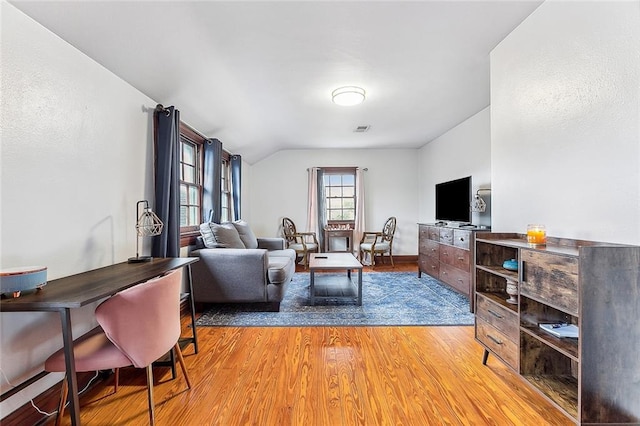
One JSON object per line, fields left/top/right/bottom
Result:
{"left": 0, "top": 3, "right": 156, "bottom": 415}
{"left": 418, "top": 107, "right": 492, "bottom": 227}
{"left": 247, "top": 149, "right": 419, "bottom": 255}
{"left": 491, "top": 0, "right": 640, "bottom": 244}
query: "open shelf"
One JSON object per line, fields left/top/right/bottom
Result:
{"left": 523, "top": 374, "right": 578, "bottom": 420}
{"left": 476, "top": 264, "right": 518, "bottom": 281}
{"left": 520, "top": 326, "right": 578, "bottom": 360}
{"left": 475, "top": 267, "right": 517, "bottom": 312}
{"left": 520, "top": 295, "right": 578, "bottom": 359}
{"left": 475, "top": 240, "right": 519, "bottom": 271}
{"left": 520, "top": 330, "right": 578, "bottom": 421}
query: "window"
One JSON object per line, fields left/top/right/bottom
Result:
{"left": 178, "top": 123, "right": 205, "bottom": 246}
{"left": 220, "top": 156, "right": 232, "bottom": 223}
{"left": 323, "top": 168, "right": 356, "bottom": 224}
{"left": 178, "top": 123, "right": 235, "bottom": 246}
{"left": 179, "top": 137, "right": 201, "bottom": 228}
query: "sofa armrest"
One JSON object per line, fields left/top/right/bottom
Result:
{"left": 257, "top": 237, "right": 286, "bottom": 251}
{"left": 190, "top": 248, "right": 269, "bottom": 302}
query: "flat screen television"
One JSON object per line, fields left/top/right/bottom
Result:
{"left": 435, "top": 176, "right": 471, "bottom": 223}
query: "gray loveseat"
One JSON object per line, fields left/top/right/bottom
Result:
{"left": 188, "top": 221, "right": 296, "bottom": 311}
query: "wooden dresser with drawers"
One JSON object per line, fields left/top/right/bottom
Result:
{"left": 417, "top": 223, "right": 486, "bottom": 311}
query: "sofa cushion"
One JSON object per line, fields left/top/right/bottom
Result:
{"left": 268, "top": 249, "right": 296, "bottom": 258}
{"left": 200, "top": 222, "right": 245, "bottom": 249}
{"left": 232, "top": 220, "right": 259, "bottom": 249}
{"left": 267, "top": 256, "right": 294, "bottom": 285}
{"left": 199, "top": 223, "right": 223, "bottom": 248}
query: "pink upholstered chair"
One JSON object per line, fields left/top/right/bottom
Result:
{"left": 45, "top": 269, "right": 191, "bottom": 426}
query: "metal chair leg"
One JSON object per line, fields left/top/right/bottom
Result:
{"left": 145, "top": 365, "right": 155, "bottom": 426}
{"left": 114, "top": 367, "right": 119, "bottom": 392}
{"left": 55, "top": 377, "right": 69, "bottom": 426}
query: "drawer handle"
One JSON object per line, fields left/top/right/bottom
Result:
{"left": 457, "top": 257, "right": 465, "bottom": 261}
{"left": 431, "top": 266, "right": 436, "bottom": 270}
{"left": 431, "top": 248, "right": 436, "bottom": 252}
{"left": 487, "top": 334, "right": 503, "bottom": 345}
{"left": 457, "top": 279, "right": 464, "bottom": 283}
{"left": 442, "top": 252, "right": 449, "bottom": 256}
{"left": 442, "top": 271, "right": 447, "bottom": 275}
{"left": 488, "top": 309, "right": 503, "bottom": 319}
{"left": 459, "top": 237, "right": 465, "bottom": 241}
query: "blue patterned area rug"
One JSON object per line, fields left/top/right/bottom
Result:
{"left": 195, "top": 272, "right": 474, "bottom": 327}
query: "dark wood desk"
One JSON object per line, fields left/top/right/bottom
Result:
{"left": 0, "top": 257, "right": 198, "bottom": 426}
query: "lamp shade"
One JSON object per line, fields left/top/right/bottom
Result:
{"left": 129, "top": 200, "right": 164, "bottom": 263}
{"left": 470, "top": 188, "right": 491, "bottom": 213}
{"left": 332, "top": 86, "right": 366, "bottom": 106}
{"left": 136, "top": 207, "right": 163, "bottom": 237}
{"left": 471, "top": 194, "right": 487, "bottom": 213}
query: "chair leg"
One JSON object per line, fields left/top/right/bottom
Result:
{"left": 173, "top": 342, "right": 192, "bottom": 389}
{"left": 168, "top": 347, "right": 176, "bottom": 380}
{"left": 145, "top": 365, "right": 155, "bottom": 426}
{"left": 114, "top": 367, "right": 119, "bottom": 393}
{"left": 389, "top": 250, "right": 395, "bottom": 267}
{"left": 55, "top": 377, "right": 69, "bottom": 426}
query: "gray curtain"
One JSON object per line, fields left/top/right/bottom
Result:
{"left": 316, "top": 169, "right": 326, "bottom": 250}
{"left": 230, "top": 155, "right": 242, "bottom": 221}
{"left": 151, "top": 105, "right": 180, "bottom": 258}
{"left": 202, "top": 138, "right": 222, "bottom": 223}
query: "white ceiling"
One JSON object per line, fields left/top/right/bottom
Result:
{"left": 10, "top": 1, "right": 543, "bottom": 164}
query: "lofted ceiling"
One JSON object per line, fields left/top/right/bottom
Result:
{"left": 10, "top": 1, "right": 543, "bottom": 164}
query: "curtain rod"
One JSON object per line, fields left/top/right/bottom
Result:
{"left": 154, "top": 104, "right": 171, "bottom": 116}
{"left": 154, "top": 104, "right": 217, "bottom": 145}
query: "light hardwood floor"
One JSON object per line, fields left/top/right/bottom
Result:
{"left": 49, "top": 264, "right": 572, "bottom": 425}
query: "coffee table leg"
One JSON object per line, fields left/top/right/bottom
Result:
{"left": 357, "top": 268, "right": 363, "bottom": 306}
{"left": 310, "top": 269, "right": 315, "bottom": 305}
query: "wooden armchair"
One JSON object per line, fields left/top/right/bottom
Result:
{"left": 282, "top": 217, "right": 319, "bottom": 268}
{"left": 359, "top": 217, "right": 397, "bottom": 267}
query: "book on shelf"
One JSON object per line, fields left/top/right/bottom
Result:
{"left": 539, "top": 323, "right": 579, "bottom": 339}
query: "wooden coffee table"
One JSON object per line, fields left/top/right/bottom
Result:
{"left": 308, "top": 252, "right": 363, "bottom": 305}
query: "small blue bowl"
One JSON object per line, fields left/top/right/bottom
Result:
{"left": 503, "top": 259, "right": 518, "bottom": 271}
{"left": 1, "top": 266, "right": 47, "bottom": 297}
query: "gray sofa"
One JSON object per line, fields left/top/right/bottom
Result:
{"left": 188, "top": 221, "right": 296, "bottom": 311}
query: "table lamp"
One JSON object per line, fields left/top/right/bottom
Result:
{"left": 471, "top": 188, "right": 491, "bottom": 213}
{"left": 128, "top": 200, "right": 164, "bottom": 263}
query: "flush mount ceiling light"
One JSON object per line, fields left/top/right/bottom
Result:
{"left": 331, "top": 86, "right": 366, "bottom": 106}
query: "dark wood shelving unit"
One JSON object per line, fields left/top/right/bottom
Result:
{"left": 474, "top": 233, "right": 640, "bottom": 424}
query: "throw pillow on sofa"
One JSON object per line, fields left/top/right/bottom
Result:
{"left": 199, "top": 223, "right": 222, "bottom": 248}
{"left": 199, "top": 222, "right": 245, "bottom": 249}
{"left": 232, "top": 220, "right": 259, "bottom": 249}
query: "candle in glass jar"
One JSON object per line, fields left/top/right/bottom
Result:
{"left": 527, "top": 224, "right": 547, "bottom": 245}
